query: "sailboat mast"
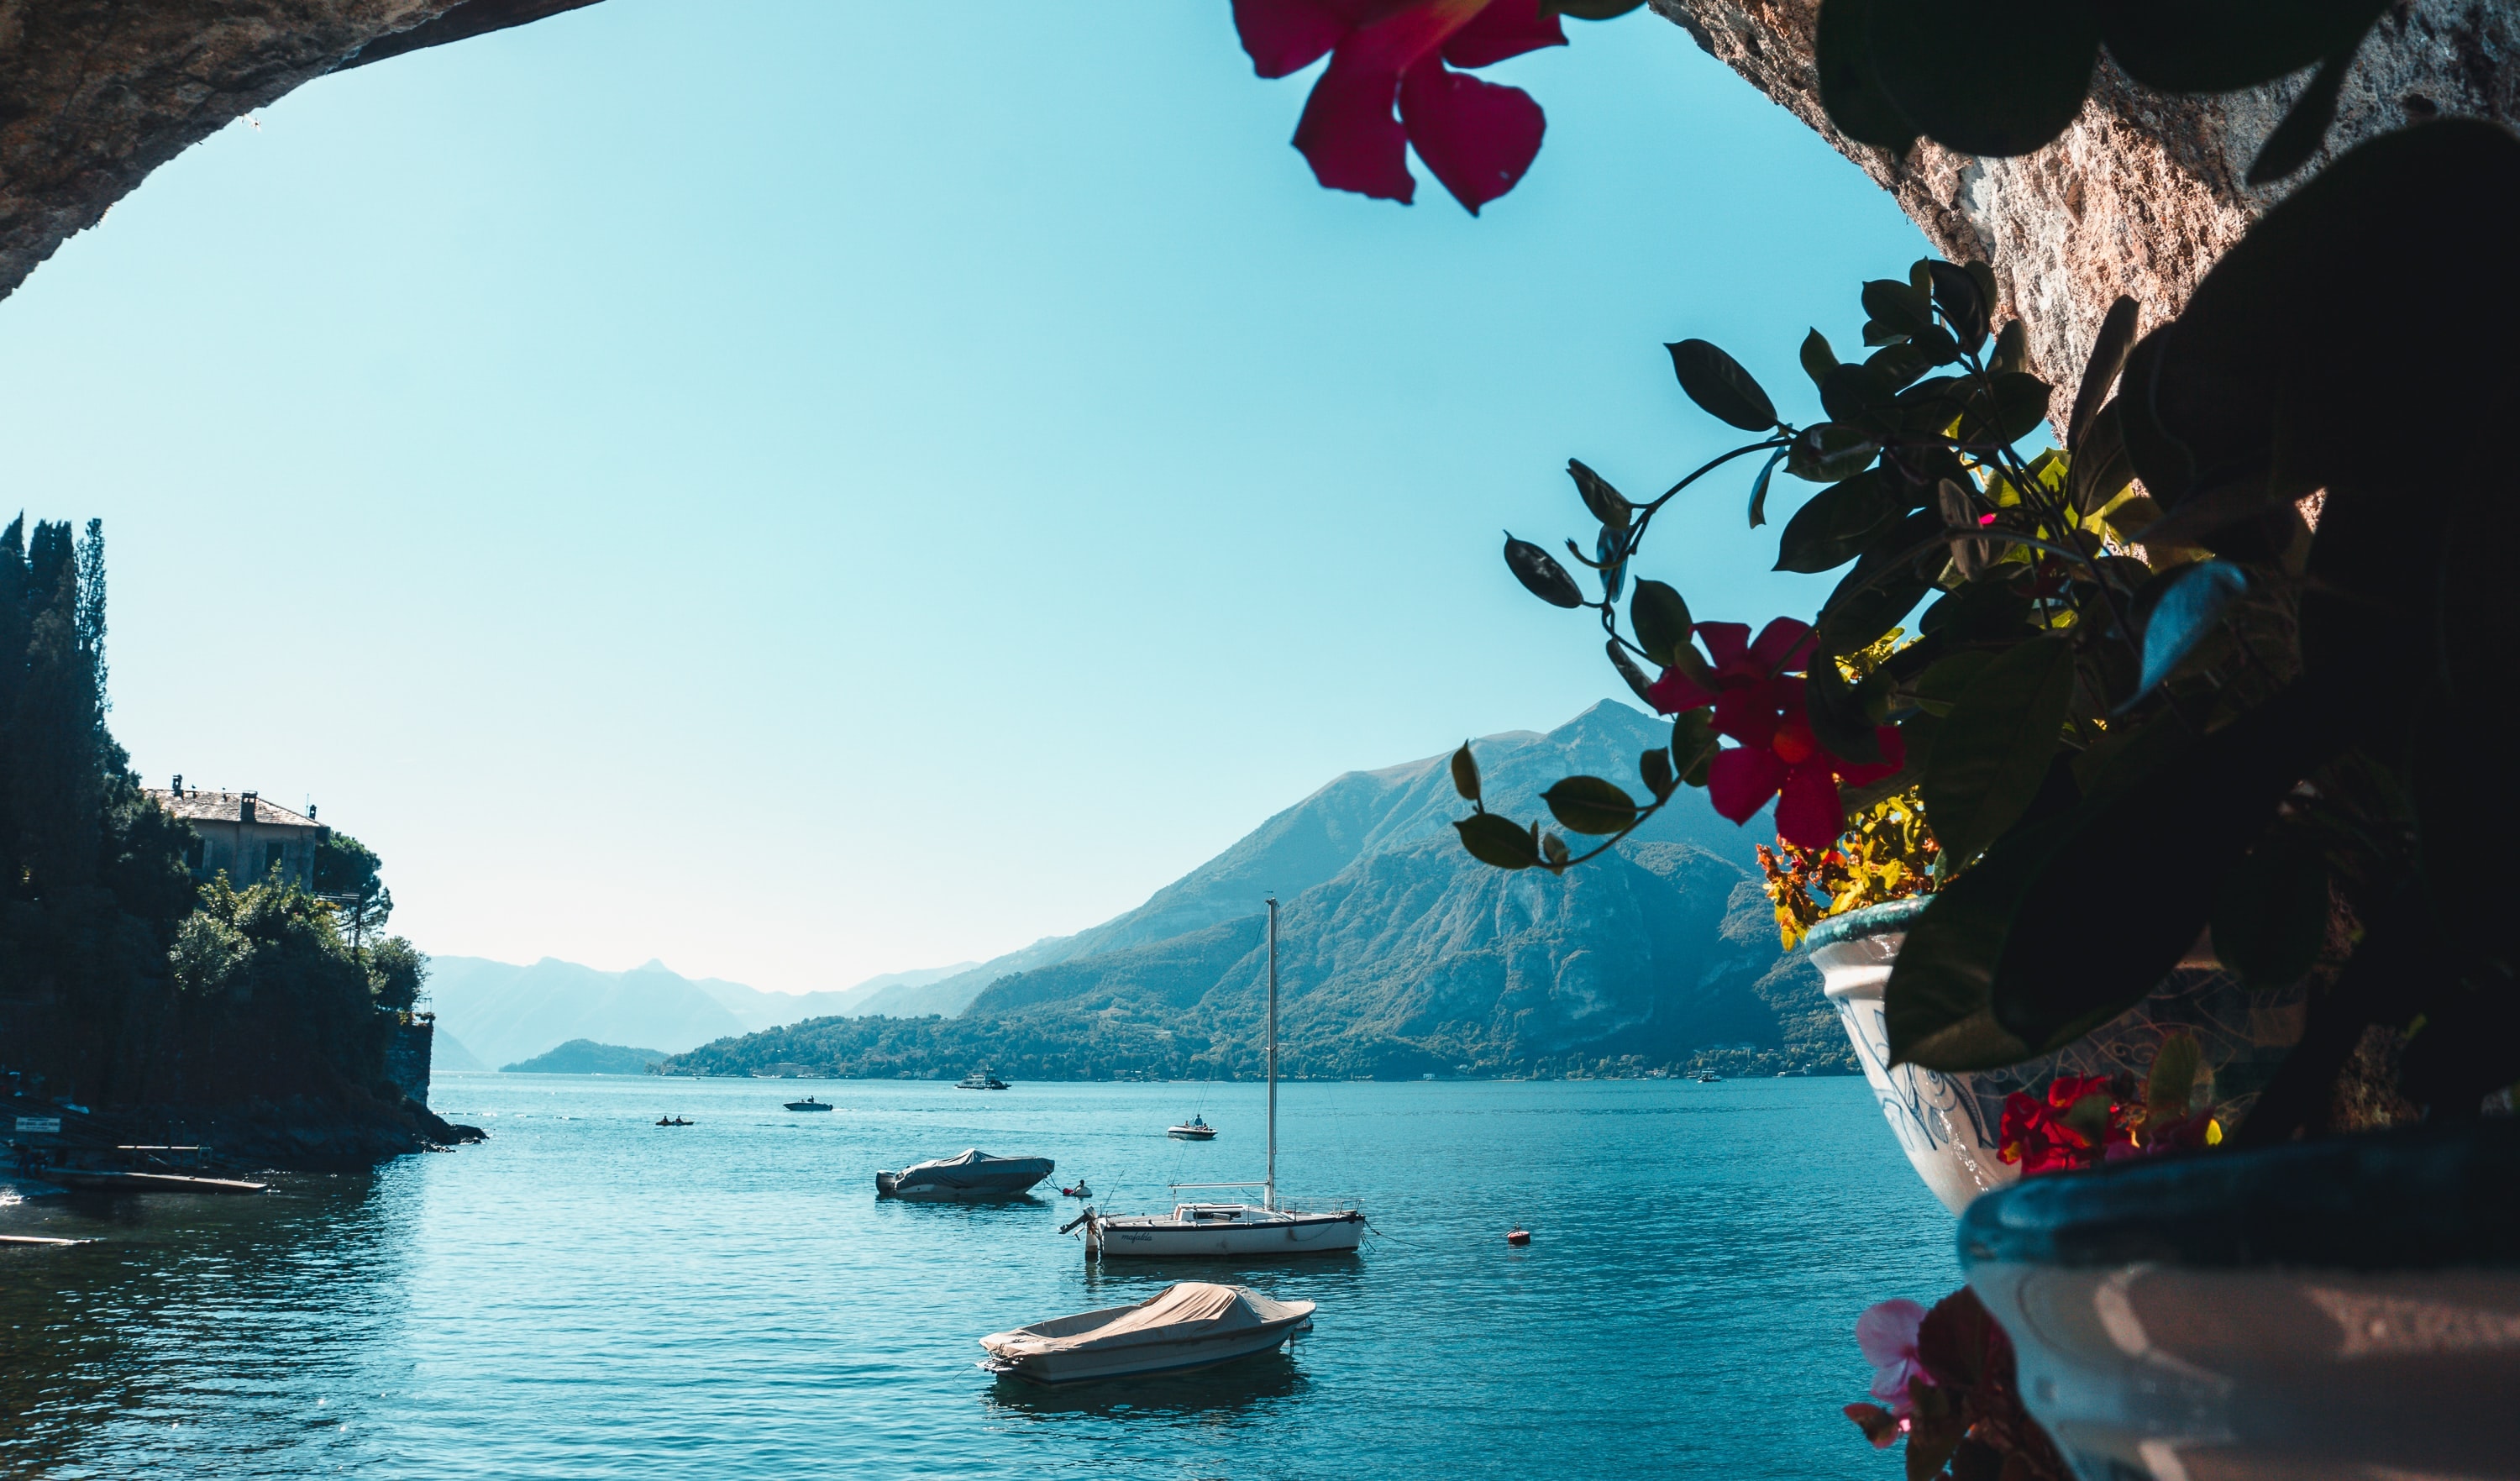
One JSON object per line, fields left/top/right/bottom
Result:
{"left": 1265, "top": 894, "right": 1278, "bottom": 1213}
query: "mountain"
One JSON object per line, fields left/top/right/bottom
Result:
{"left": 421, "top": 957, "right": 753, "bottom": 1070}
{"left": 420, "top": 956, "right": 982, "bottom": 1070}
{"left": 431, "top": 1029, "right": 488, "bottom": 1073}
{"left": 849, "top": 701, "right": 1772, "bottom": 1018}
{"left": 668, "top": 703, "right": 1842, "bottom": 1082}
{"left": 501, "top": 1040, "right": 669, "bottom": 1074}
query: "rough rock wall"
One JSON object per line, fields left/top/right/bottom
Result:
{"left": 0, "top": 0, "right": 596, "bottom": 302}
{"left": 1653, "top": 0, "right": 2520, "bottom": 388}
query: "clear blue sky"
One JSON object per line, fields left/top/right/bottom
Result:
{"left": 0, "top": 0, "right": 1925, "bottom": 992}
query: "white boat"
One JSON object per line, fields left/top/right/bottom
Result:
{"left": 1166, "top": 1114, "right": 1216, "bottom": 1140}
{"left": 1085, "top": 897, "right": 1363, "bottom": 1258}
{"left": 877, "top": 1148, "right": 1053, "bottom": 1200}
{"left": 956, "top": 1069, "right": 1010, "bottom": 1090}
{"left": 978, "top": 1281, "right": 1312, "bottom": 1384}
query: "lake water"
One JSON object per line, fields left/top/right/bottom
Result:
{"left": 1, "top": 1074, "right": 1958, "bottom": 1479}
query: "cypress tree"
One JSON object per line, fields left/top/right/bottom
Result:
{"left": 11, "top": 521, "right": 101, "bottom": 893}
{"left": 0, "top": 515, "right": 26, "bottom": 895}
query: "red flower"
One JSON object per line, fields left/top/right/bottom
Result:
{"left": 1998, "top": 1092, "right": 2085, "bottom": 1175}
{"left": 1232, "top": 0, "right": 1564, "bottom": 213}
{"left": 1646, "top": 617, "right": 1903, "bottom": 852}
{"left": 1998, "top": 1076, "right": 2134, "bottom": 1176}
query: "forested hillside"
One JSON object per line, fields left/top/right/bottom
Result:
{"left": 668, "top": 706, "right": 1849, "bottom": 1082}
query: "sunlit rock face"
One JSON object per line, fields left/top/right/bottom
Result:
{"left": 1651, "top": 0, "right": 2519, "bottom": 402}
{"left": 0, "top": 0, "right": 597, "bottom": 300}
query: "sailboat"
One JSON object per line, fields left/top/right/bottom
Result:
{"left": 1084, "top": 897, "right": 1364, "bottom": 1258}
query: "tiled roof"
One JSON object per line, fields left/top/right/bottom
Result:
{"left": 143, "top": 790, "right": 322, "bottom": 830}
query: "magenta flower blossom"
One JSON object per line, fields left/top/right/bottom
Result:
{"left": 1232, "top": 0, "right": 1564, "bottom": 213}
{"left": 1644, "top": 617, "right": 1904, "bottom": 852}
{"left": 1856, "top": 1298, "right": 1934, "bottom": 1416}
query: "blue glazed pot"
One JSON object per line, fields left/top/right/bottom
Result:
{"left": 1809, "top": 901, "right": 2302, "bottom": 1215}
{"left": 1959, "top": 1118, "right": 2520, "bottom": 1481}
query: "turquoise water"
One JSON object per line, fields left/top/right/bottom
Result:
{"left": 1, "top": 1074, "right": 1958, "bottom": 1478}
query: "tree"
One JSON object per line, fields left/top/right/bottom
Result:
{"left": 313, "top": 832, "right": 393, "bottom": 954}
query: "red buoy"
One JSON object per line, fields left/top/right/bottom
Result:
{"left": 1506, "top": 1227, "right": 1531, "bottom": 1246}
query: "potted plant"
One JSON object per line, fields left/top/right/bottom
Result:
{"left": 1449, "top": 105, "right": 2520, "bottom": 1481}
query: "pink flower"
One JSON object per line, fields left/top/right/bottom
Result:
{"left": 1856, "top": 1298, "right": 1933, "bottom": 1416}
{"left": 1646, "top": 617, "right": 1903, "bottom": 851}
{"left": 1232, "top": 0, "right": 1564, "bottom": 213}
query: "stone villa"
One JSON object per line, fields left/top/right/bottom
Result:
{"left": 144, "top": 778, "right": 327, "bottom": 889}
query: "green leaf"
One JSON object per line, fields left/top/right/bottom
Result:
{"left": 1805, "top": 651, "right": 1884, "bottom": 764}
{"left": 2129, "top": 559, "right": 2246, "bottom": 706}
{"left": 2209, "top": 835, "right": 2328, "bottom": 989}
{"left": 2245, "top": 35, "right": 2363, "bottom": 185}
{"left": 1866, "top": 0, "right": 2099, "bottom": 157}
{"left": 1775, "top": 472, "right": 1895, "bottom": 574}
{"left": 1814, "top": 0, "right": 1919, "bottom": 152}
{"left": 1640, "top": 748, "right": 1677, "bottom": 800}
{"left": 1988, "top": 320, "right": 2029, "bottom": 377}
{"left": 1919, "top": 576, "right": 2030, "bottom": 644}
{"left": 1812, "top": 509, "right": 1939, "bottom": 656}
{"left": 1541, "top": 832, "right": 1572, "bottom": 867}
{"left": 1567, "top": 459, "right": 1632, "bottom": 530}
{"left": 1819, "top": 361, "right": 1898, "bottom": 425}
{"left": 2070, "top": 296, "right": 2140, "bottom": 451}
{"left": 1860, "top": 279, "right": 1935, "bottom": 339}
{"left": 1629, "top": 580, "right": 1693, "bottom": 666}
{"left": 1882, "top": 823, "right": 2049, "bottom": 1071}
{"left": 2068, "top": 400, "right": 2135, "bottom": 513}
{"left": 1739, "top": 445, "right": 1785, "bottom": 528}
{"left": 1455, "top": 812, "right": 1541, "bottom": 870}
{"left": 1665, "top": 339, "right": 1779, "bottom": 432}
{"left": 2145, "top": 1030, "right": 2202, "bottom": 1125}
{"left": 1786, "top": 423, "right": 1880, "bottom": 483}
{"left": 1606, "top": 639, "right": 1656, "bottom": 706}
{"left": 1983, "top": 682, "right": 2349, "bottom": 1054}
{"left": 1449, "top": 743, "right": 1481, "bottom": 802}
{"left": 1958, "top": 372, "right": 2054, "bottom": 447}
{"left": 1907, "top": 649, "right": 1997, "bottom": 716}
{"left": 1672, "top": 711, "right": 1718, "bottom": 785}
{"left": 2099, "top": 0, "right": 2387, "bottom": 92}
{"left": 1503, "top": 533, "right": 1586, "bottom": 609}
{"left": 1862, "top": 339, "right": 1935, "bottom": 391}
{"left": 1542, "top": 776, "right": 1641, "bottom": 836}
{"left": 1799, "top": 328, "right": 1839, "bottom": 390}
{"left": 1926, "top": 260, "right": 1989, "bottom": 352}
{"left": 1919, "top": 636, "right": 2076, "bottom": 863}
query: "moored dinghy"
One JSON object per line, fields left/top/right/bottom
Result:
{"left": 875, "top": 1148, "right": 1053, "bottom": 1200}
{"left": 978, "top": 1281, "right": 1312, "bottom": 1384}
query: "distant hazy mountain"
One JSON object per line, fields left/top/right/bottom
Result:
{"left": 669, "top": 703, "right": 1839, "bottom": 1081}
{"left": 852, "top": 701, "right": 1771, "bottom": 1018}
{"left": 501, "top": 1040, "right": 669, "bottom": 1074}
{"left": 432, "top": 1028, "right": 489, "bottom": 1073}
{"left": 422, "top": 956, "right": 983, "bottom": 1070}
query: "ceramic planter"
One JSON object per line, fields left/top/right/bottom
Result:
{"left": 1809, "top": 900, "right": 2303, "bottom": 1215}
{"left": 1958, "top": 1119, "right": 2520, "bottom": 1481}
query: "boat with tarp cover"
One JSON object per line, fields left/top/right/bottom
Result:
{"left": 876, "top": 1148, "right": 1053, "bottom": 1201}
{"left": 977, "top": 1281, "right": 1312, "bottom": 1384}
{"left": 1084, "top": 897, "right": 1362, "bottom": 1258}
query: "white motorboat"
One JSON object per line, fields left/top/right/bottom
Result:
{"left": 1085, "top": 897, "right": 1363, "bottom": 1258}
{"left": 978, "top": 1281, "right": 1312, "bottom": 1384}
{"left": 876, "top": 1148, "right": 1053, "bottom": 1200}
{"left": 1166, "top": 1114, "right": 1216, "bottom": 1140}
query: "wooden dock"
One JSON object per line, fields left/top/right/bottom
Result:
{"left": 45, "top": 1169, "right": 268, "bottom": 1195}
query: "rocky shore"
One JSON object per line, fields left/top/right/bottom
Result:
{"left": 8, "top": 1090, "right": 484, "bottom": 1175}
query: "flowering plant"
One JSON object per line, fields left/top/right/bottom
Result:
{"left": 1454, "top": 119, "right": 2520, "bottom": 1142}
{"left": 1843, "top": 1289, "right": 2070, "bottom": 1481}
{"left": 1229, "top": 0, "right": 1641, "bottom": 213}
